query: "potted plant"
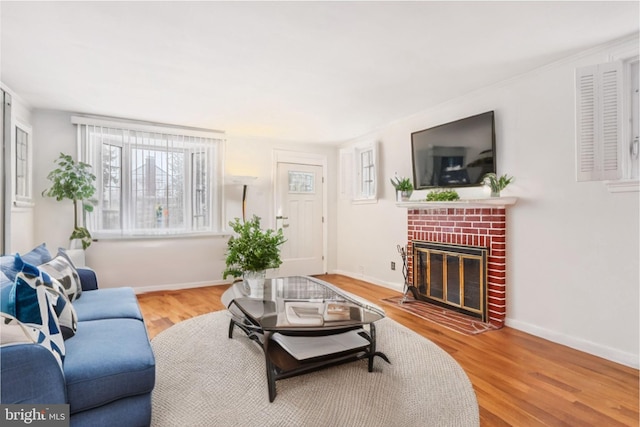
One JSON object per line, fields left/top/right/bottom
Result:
{"left": 42, "top": 153, "right": 97, "bottom": 250}
{"left": 482, "top": 173, "right": 514, "bottom": 197}
{"left": 390, "top": 176, "right": 414, "bottom": 201}
{"left": 425, "top": 188, "right": 460, "bottom": 201}
{"left": 223, "top": 215, "right": 286, "bottom": 290}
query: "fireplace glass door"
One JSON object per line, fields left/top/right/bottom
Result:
{"left": 413, "top": 242, "right": 487, "bottom": 320}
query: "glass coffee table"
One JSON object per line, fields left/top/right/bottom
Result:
{"left": 221, "top": 276, "right": 390, "bottom": 402}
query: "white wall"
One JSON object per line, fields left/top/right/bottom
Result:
{"left": 30, "top": 110, "right": 338, "bottom": 290}
{"left": 337, "top": 36, "right": 640, "bottom": 368}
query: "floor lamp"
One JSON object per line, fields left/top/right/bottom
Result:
{"left": 228, "top": 176, "right": 257, "bottom": 222}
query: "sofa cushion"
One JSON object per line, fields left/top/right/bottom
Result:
{"left": 73, "top": 288, "right": 143, "bottom": 322}
{"left": 63, "top": 318, "right": 155, "bottom": 414}
{"left": 38, "top": 254, "right": 82, "bottom": 302}
{"left": 0, "top": 243, "right": 52, "bottom": 282}
{"left": 8, "top": 256, "right": 65, "bottom": 368}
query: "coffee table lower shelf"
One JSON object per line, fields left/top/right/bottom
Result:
{"left": 228, "top": 318, "right": 390, "bottom": 402}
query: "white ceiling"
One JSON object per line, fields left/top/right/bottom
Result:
{"left": 1, "top": 1, "right": 638, "bottom": 144}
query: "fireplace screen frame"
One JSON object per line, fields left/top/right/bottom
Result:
{"left": 411, "top": 241, "right": 488, "bottom": 321}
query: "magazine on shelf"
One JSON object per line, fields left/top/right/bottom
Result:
{"left": 284, "top": 300, "right": 361, "bottom": 325}
{"left": 271, "top": 329, "right": 370, "bottom": 361}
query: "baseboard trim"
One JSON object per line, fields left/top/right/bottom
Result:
{"left": 505, "top": 318, "right": 639, "bottom": 369}
{"left": 132, "top": 280, "right": 229, "bottom": 294}
{"left": 330, "top": 269, "right": 404, "bottom": 293}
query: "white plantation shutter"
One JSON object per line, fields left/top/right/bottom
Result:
{"left": 576, "top": 61, "right": 623, "bottom": 181}
{"left": 339, "top": 147, "right": 354, "bottom": 200}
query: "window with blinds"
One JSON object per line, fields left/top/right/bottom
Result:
{"left": 72, "top": 116, "right": 224, "bottom": 237}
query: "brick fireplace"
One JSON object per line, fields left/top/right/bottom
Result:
{"left": 406, "top": 206, "right": 507, "bottom": 328}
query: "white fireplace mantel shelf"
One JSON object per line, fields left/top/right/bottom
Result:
{"left": 396, "top": 196, "right": 518, "bottom": 209}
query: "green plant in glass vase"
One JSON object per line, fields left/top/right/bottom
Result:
{"left": 482, "top": 173, "right": 514, "bottom": 197}
{"left": 42, "top": 153, "right": 97, "bottom": 250}
{"left": 223, "top": 215, "right": 287, "bottom": 282}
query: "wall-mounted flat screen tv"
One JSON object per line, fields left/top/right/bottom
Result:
{"left": 411, "top": 111, "right": 496, "bottom": 190}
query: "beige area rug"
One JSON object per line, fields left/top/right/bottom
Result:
{"left": 151, "top": 310, "right": 479, "bottom": 427}
{"left": 381, "top": 296, "right": 498, "bottom": 336}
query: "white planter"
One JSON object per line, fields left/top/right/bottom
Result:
{"left": 243, "top": 270, "right": 266, "bottom": 297}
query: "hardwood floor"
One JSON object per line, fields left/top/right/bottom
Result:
{"left": 137, "top": 274, "right": 639, "bottom": 426}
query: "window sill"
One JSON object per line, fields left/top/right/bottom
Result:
{"left": 604, "top": 180, "right": 640, "bottom": 193}
{"left": 352, "top": 198, "right": 378, "bottom": 205}
{"left": 92, "top": 231, "right": 231, "bottom": 241}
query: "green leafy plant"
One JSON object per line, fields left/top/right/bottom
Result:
{"left": 482, "top": 173, "right": 514, "bottom": 195}
{"left": 425, "top": 189, "right": 460, "bottom": 201}
{"left": 390, "top": 176, "right": 414, "bottom": 192}
{"left": 223, "top": 215, "right": 287, "bottom": 280}
{"left": 42, "top": 153, "right": 97, "bottom": 249}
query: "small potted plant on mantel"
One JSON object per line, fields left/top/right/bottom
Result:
{"left": 390, "top": 176, "right": 414, "bottom": 202}
{"left": 223, "top": 215, "right": 286, "bottom": 292}
{"left": 42, "top": 153, "right": 97, "bottom": 250}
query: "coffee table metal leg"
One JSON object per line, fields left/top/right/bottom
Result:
{"left": 228, "top": 319, "right": 236, "bottom": 338}
{"left": 367, "top": 323, "right": 391, "bottom": 371}
{"left": 263, "top": 331, "right": 277, "bottom": 402}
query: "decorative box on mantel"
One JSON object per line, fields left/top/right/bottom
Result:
{"left": 398, "top": 197, "right": 517, "bottom": 328}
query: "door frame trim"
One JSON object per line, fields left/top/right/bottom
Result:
{"left": 272, "top": 150, "right": 327, "bottom": 274}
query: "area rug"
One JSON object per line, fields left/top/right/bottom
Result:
{"left": 381, "top": 296, "right": 498, "bottom": 336}
{"left": 151, "top": 310, "right": 479, "bottom": 427}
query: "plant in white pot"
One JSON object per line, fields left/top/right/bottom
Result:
{"left": 223, "top": 215, "right": 286, "bottom": 292}
{"left": 42, "top": 153, "right": 97, "bottom": 250}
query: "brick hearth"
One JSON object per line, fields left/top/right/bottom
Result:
{"left": 407, "top": 207, "right": 506, "bottom": 327}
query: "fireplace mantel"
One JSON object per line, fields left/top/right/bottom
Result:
{"left": 396, "top": 196, "right": 517, "bottom": 209}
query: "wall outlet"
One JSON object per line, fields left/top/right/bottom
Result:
{"left": 391, "top": 261, "right": 396, "bottom": 271}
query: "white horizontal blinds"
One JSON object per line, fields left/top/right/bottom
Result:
{"left": 576, "top": 61, "right": 623, "bottom": 181}
{"left": 74, "top": 116, "right": 223, "bottom": 236}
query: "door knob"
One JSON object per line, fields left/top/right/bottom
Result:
{"left": 276, "top": 216, "right": 290, "bottom": 228}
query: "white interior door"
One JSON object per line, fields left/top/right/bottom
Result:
{"left": 275, "top": 162, "right": 324, "bottom": 276}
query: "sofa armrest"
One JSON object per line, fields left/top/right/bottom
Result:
{"left": 0, "top": 344, "right": 66, "bottom": 404}
{"left": 77, "top": 268, "right": 98, "bottom": 291}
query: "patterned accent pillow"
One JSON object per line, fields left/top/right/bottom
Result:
{"left": 8, "top": 255, "right": 65, "bottom": 369}
{"left": 0, "top": 243, "right": 52, "bottom": 282}
{"left": 0, "top": 312, "right": 39, "bottom": 346}
{"left": 39, "top": 254, "right": 82, "bottom": 302}
{"left": 42, "top": 273, "right": 78, "bottom": 340}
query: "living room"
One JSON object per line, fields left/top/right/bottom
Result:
{"left": 1, "top": 1, "right": 639, "bottom": 426}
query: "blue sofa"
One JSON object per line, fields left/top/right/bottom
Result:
{"left": 0, "top": 246, "right": 155, "bottom": 427}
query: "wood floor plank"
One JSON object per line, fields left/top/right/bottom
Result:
{"left": 136, "top": 274, "right": 639, "bottom": 426}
